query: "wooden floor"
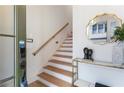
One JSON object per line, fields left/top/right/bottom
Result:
{"left": 29, "top": 80, "right": 47, "bottom": 87}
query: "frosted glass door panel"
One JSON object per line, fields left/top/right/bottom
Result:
{"left": 0, "top": 5, "right": 15, "bottom": 87}
{"left": 0, "top": 37, "right": 14, "bottom": 86}
{"left": 0, "top": 6, "right": 14, "bottom": 35}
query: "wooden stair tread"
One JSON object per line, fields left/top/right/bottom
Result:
{"left": 49, "top": 59, "right": 72, "bottom": 67}
{"left": 44, "top": 65, "right": 72, "bottom": 77}
{"left": 29, "top": 80, "right": 47, "bottom": 87}
{"left": 67, "top": 35, "right": 72, "bottom": 36}
{"left": 38, "top": 72, "right": 72, "bottom": 87}
{"left": 54, "top": 54, "right": 72, "bottom": 58}
{"left": 63, "top": 42, "right": 72, "bottom": 44}
{"left": 61, "top": 46, "right": 72, "bottom": 48}
{"left": 65, "top": 39, "right": 72, "bottom": 41}
{"left": 56, "top": 50, "right": 72, "bottom": 53}
{"left": 53, "top": 54, "right": 72, "bottom": 58}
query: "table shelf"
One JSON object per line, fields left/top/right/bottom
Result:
{"left": 74, "top": 79, "right": 94, "bottom": 87}
{"left": 73, "top": 58, "right": 124, "bottom": 69}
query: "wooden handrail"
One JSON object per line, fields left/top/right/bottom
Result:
{"left": 33, "top": 22, "right": 69, "bottom": 56}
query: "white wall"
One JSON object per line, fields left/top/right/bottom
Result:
{"left": 26, "top": 5, "right": 72, "bottom": 83}
{"left": 65, "top": 6, "right": 72, "bottom": 32}
{"left": 0, "top": 6, "right": 14, "bottom": 87}
{"left": 73, "top": 6, "right": 124, "bottom": 87}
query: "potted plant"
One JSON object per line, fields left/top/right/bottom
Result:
{"left": 112, "top": 23, "right": 124, "bottom": 65}
{"left": 114, "top": 23, "right": 124, "bottom": 42}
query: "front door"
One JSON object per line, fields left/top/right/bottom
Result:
{"left": 0, "top": 5, "right": 15, "bottom": 87}
{"left": 0, "top": 5, "right": 27, "bottom": 87}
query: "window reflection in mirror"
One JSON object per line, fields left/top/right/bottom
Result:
{"left": 87, "top": 13, "right": 122, "bottom": 44}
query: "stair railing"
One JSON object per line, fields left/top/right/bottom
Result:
{"left": 32, "top": 22, "right": 69, "bottom": 56}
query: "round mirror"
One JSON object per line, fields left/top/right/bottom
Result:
{"left": 87, "top": 13, "right": 122, "bottom": 44}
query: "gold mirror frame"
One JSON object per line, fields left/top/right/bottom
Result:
{"left": 86, "top": 13, "right": 122, "bottom": 45}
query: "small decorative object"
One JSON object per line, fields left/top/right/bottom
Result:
{"left": 83, "top": 47, "right": 89, "bottom": 59}
{"left": 112, "top": 23, "right": 124, "bottom": 65}
{"left": 88, "top": 49, "right": 94, "bottom": 61}
{"left": 83, "top": 47, "right": 94, "bottom": 61}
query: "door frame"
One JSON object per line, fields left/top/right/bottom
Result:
{"left": 14, "top": 5, "right": 26, "bottom": 87}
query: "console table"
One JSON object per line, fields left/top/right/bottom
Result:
{"left": 72, "top": 58, "right": 124, "bottom": 87}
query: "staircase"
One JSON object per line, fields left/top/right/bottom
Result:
{"left": 29, "top": 35, "right": 73, "bottom": 87}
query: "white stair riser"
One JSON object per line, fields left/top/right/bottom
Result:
{"left": 61, "top": 46, "right": 72, "bottom": 48}
{"left": 43, "top": 69, "right": 72, "bottom": 83}
{"left": 48, "top": 62, "right": 72, "bottom": 72}
{"left": 62, "top": 44, "right": 72, "bottom": 46}
{"left": 66, "top": 37, "right": 72, "bottom": 39}
{"left": 38, "top": 77, "right": 58, "bottom": 87}
{"left": 64, "top": 40, "right": 72, "bottom": 42}
{"left": 55, "top": 52, "right": 72, "bottom": 56}
{"left": 48, "top": 61, "right": 72, "bottom": 68}
{"left": 59, "top": 48, "right": 72, "bottom": 51}
{"left": 52, "top": 56, "right": 72, "bottom": 63}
